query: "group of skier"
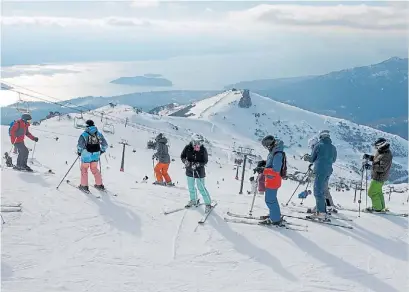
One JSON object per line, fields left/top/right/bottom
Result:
{"left": 8, "top": 113, "right": 394, "bottom": 224}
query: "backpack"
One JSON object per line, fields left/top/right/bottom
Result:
{"left": 8, "top": 120, "right": 17, "bottom": 136}
{"left": 273, "top": 151, "right": 287, "bottom": 179}
{"left": 85, "top": 132, "right": 101, "bottom": 153}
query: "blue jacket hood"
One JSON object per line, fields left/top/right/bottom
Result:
{"left": 85, "top": 126, "right": 98, "bottom": 135}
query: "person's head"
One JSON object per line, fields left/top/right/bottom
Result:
{"left": 374, "top": 137, "right": 390, "bottom": 152}
{"left": 21, "top": 113, "right": 32, "bottom": 124}
{"left": 191, "top": 133, "right": 204, "bottom": 151}
{"left": 261, "top": 135, "right": 276, "bottom": 151}
{"left": 155, "top": 133, "right": 167, "bottom": 144}
{"left": 86, "top": 120, "right": 95, "bottom": 127}
{"left": 319, "top": 130, "right": 330, "bottom": 139}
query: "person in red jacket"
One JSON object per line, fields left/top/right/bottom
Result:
{"left": 9, "top": 113, "right": 38, "bottom": 171}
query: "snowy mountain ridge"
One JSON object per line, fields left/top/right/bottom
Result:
{"left": 156, "top": 89, "right": 408, "bottom": 184}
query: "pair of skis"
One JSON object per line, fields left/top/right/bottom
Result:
{"left": 283, "top": 203, "right": 353, "bottom": 222}
{"left": 336, "top": 204, "right": 408, "bottom": 217}
{"left": 164, "top": 201, "right": 218, "bottom": 224}
{"left": 66, "top": 180, "right": 117, "bottom": 198}
{"left": 224, "top": 212, "right": 308, "bottom": 232}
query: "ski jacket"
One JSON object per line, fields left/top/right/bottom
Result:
{"left": 371, "top": 148, "right": 392, "bottom": 182}
{"left": 9, "top": 119, "right": 35, "bottom": 144}
{"left": 77, "top": 126, "right": 108, "bottom": 163}
{"left": 264, "top": 140, "right": 284, "bottom": 190}
{"left": 180, "top": 144, "right": 208, "bottom": 178}
{"left": 309, "top": 137, "right": 337, "bottom": 177}
{"left": 154, "top": 137, "right": 170, "bottom": 164}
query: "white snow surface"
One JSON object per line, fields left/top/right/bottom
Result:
{"left": 1, "top": 98, "right": 408, "bottom": 292}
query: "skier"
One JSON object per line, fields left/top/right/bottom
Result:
{"left": 153, "top": 133, "right": 173, "bottom": 186}
{"left": 259, "top": 135, "right": 287, "bottom": 225}
{"left": 363, "top": 138, "right": 392, "bottom": 212}
{"left": 9, "top": 113, "right": 39, "bottom": 171}
{"left": 77, "top": 120, "right": 108, "bottom": 191}
{"left": 303, "top": 130, "right": 337, "bottom": 220}
{"left": 305, "top": 135, "right": 338, "bottom": 213}
{"left": 180, "top": 134, "right": 212, "bottom": 212}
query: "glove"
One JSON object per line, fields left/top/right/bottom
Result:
{"left": 101, "top": 150, "right": 105, "bottom": 154}
{"left": 77, "top": 152, "right": 81, "bottom": 156}
{"left": 363, "top": 154, "right": 370, "bottom": 160}
{"left": 184, "top": 160, "right": 190, "bottom": 168}
{"left": 34, "top": 137, "right": 39, "bottom": 142}
{"left": 308, "top": 163, "right": 313, "bottom": 170}
{"left": 152, "top": 155, "right": 156, "bottom": 160}
{"left": 191, "top": 163, "right": 201, "bottom": 170}
{"left": 303, "top": 154, "right": 311, "bottom": 162}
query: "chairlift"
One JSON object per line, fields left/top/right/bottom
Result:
{"left": 103, "top": 121, "right": 115, "bottom": 134}
{"left": 74, "top": 113, "right": 87, "bottom": 129}
{"left": 15, "top": 93, "right": 30, "bottom": 114}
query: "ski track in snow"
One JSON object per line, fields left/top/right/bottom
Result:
{"left": 1, "top": 95, "right": 408, "bottom": 292}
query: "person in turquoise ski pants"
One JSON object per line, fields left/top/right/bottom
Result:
{"left": 181, "top": 134, "right": 212, "bottom": 212}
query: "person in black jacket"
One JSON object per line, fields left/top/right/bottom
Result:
{"left": 181, "top": 134, "right": 212, "bottom": 212}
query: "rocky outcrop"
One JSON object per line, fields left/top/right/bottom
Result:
{"left": 238, "top": 89, "right": 252, "bottom": 108}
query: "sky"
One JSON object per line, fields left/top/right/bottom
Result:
{"left": 0, "top": 1, "right": 408, "bottom": 106}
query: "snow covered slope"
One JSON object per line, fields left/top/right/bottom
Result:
{"left": 1, "top": 107, "right": 408, "bottom": 292}
{"left": 168, "top": 89, "right": 408, "bottom": 184}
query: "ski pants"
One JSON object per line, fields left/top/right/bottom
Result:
{"left": 81, "top": 161, "right": 102, "bottom": 186}
{"left": 154, "top": 162, "right": 172, "bottom": 183}
{"left": 14, "top": 142, "right": 29, "bottom": 167}
{"left": 187, "top": 176, "right": 211, "bottom": 205}
{"left": 314, "top": 174, "right": 330, "bottom": 213}
{"left": 265, "top": 188, "right": 281, "bottom": 222}
{"left": 368, "top": 180, "right": 385, "bottom": 211}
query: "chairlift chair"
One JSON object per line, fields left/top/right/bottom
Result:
{"left": 103, "top": 121, "right": 115, "bottom": 134}
{"left": 74, "top": 114, "right": 87, "bottom": 129}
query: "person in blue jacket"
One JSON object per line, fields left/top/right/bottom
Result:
{"left": 77, "top": 120, "right": 108, "bottom": 192}
{"left": 259, "top": 135, "right": 286, "bottom": 226}
{"left": 304, "top": 130, "right": 337, "bottom": 220}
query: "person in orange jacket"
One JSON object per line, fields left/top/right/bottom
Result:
{"left": 259, "top": 135, "right": 286, "bottom": 226}
{"left": 9, "top": 113, "right": 38, "bottom": 172}
{"left": 153, "top": 133, "right": 173, "bottom": 186}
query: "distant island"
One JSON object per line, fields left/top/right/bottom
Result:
{"left": 110, "top": 74, "right": 173, "bottom": 87}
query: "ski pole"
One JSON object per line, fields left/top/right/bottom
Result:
{"left": 30, "top": 142, "right": 37, "bottom": 164}
{"left": 358, "top": 164, "right": 364, "bottom": 217}
{"left": 365, "top": 167, "right": 368, "bottom": 209}
{"left": 284, "top": 168, "right": 310, "bottom": 206}
{"left": 56, "top": 156, "right": 80, "bottom": 189}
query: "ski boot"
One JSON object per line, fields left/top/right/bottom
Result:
{"left": 327, "top": 206, "right": 338, "bottom": 214}
{"left": 259, "top": 217, "right": 285, "bottom": 227}
{"left": 204, "top": 204, "right": 214, "bottom": 213}
{"left": 94, "top": 184, "right": 105, "bottom": 190}
{"left": 185, "top": 199, "right": 200, "bottom": 208}
{"left": 259, "top": 215, "right": 270, "bottom": 220}
{"left": 153, "top": 181, "right": 165, "bottom": 186}
{"left": 78, "top": 185, "right": 90, "bottom": 192}
{"left": 306, "top": 212, "right": 330, "bottom": 222}
{"left": 166, "top": 182, "right": 175, "bottom": 187}
{"left": 365, "top": 207, "right": 384, "bottom": 213}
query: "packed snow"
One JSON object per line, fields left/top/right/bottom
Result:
{"left": 1, "top": 95, "right": 408, "bottom": 292}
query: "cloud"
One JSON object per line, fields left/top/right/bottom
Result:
{"left": 130, "top": 0, "right": 159, "bottom": 8}
{"left": 2, "top": 3, "right": 408, "bottom": 36}
{"left": 227, "top": 3, "right": 409, "bottom": 32}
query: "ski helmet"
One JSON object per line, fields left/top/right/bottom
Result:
{"left": 374, "top": 137, "right": 388, "bottom": 149}
{"left": 21, "top": 113, "right": 32, "bottom": 122}
{"left": 155, "top": 133, "right": 164, "bottom": 141}
{"left": 261, "top": 135, "right": 276, "bottom": 149}
{"left": 191, "top": 133, "right": 204, "bottom": 146}
{"left": 86, "top": 120, "right": 95, "bottom": 127}
{"left": 319, "top": 130, "right": 330, "bottom": 139}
